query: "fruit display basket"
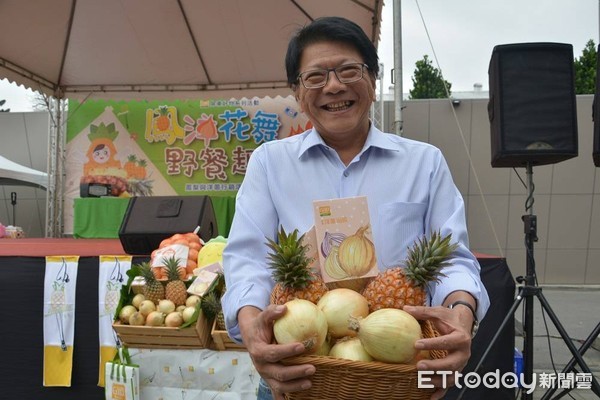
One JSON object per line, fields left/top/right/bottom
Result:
{"left": 282, "top": 321, "right": 446, "bottom": 400}
{"left": 210, "top": 319, "right": 246, "bottom": 351}
{"left": 112, "top": 315, "right": 212, "bottom": 349}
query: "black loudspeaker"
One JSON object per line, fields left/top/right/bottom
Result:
{"left": 488, "top": 43, "right": 578, "bottom": 167}
{"left": 593, "top": 45, "right": 600, "bottom": 167}
{"left": 119, "top": 196, "right": 218, "bottom": 255}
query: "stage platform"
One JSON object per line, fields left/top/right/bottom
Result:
{"left": 0, "top": 238, "right": 130, "bottom": 257}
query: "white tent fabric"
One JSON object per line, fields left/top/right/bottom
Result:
{"left": 0, "top": 0, "right": 383, "bottom": 101}
{"left": 0, "top": 0, "right": 383, "bottom": 236}
{"left": 0, "top": 155, "right": 48, "bottom": 189}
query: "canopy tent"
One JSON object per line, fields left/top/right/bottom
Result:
{"left": 0, "top": 155, "right": 48, "bottom": 189}
{"left": 0, "top": 0, "right": 383, "bottom": 236}
{"left": 0, "top": 0, "right": 383, "bottom": 100}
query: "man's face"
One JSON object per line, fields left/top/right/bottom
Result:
{"left": 294, "top": 41, "right": 376, "bottom": 143}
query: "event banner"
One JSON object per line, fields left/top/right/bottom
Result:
{"left": 64, "top": 96, "right": 310, "bottom": 233}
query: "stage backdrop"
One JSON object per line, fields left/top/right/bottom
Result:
{"left": 64, "top": 96, "right": 310, "bottom": 234}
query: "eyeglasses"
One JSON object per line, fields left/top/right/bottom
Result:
{"left": 297, "top": 63, "right": 369, "bottom": 89}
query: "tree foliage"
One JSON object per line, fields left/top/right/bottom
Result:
{"left": 574, "top": 39, "right": 597, "bottom": 95}
{"left": 0, "top": 99, "right": 9, "bottom": 112}
{"left": 409, "top": 55, "right": 452, "bottom": 99}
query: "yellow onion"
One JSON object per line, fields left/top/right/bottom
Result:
{"left": 273, "top": 299, "right": 328, "bottom": 354}
{"left": 119, "top": 305, "right": 137, "bottom": 324}
{"left": 317, "top": 288, "right": 369, "bottom": 338}
{"left": 349, "top": 308, "right": 421, "bottom": 363}
{"left": 324, "top": 246, "right": 349, "bottom": 279}
{"left": 146, "top": 311, "right": 166, "bottom": 326}
{"left": 165, "top": 311, "right": 184, "bottom": 327}
{"left": 337, "top": 226, "right": 376, "bottom": 277}
{"left": 314, "top": 337, "right": 332, "bottom": 356}
{"left": 329, "top": 337, "right": 373, "bottom": 362}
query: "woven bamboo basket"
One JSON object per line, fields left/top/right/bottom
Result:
{"left": 281, "top": 320, "right": 446, "bottom": 400}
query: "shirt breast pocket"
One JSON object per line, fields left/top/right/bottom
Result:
{"left": 375, "top": 202, "right": 427, "bottom": 268}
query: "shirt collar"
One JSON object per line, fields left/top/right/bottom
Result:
{"left": 297, "top": 124, "right": 398, "bottom": 159}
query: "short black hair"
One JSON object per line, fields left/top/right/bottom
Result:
{"left": 285, "top": 16, "right": 379, "bottom": 87}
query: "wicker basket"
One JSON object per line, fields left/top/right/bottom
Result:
{"left": 282, "top": 321, "right": 445, "bottom": 400}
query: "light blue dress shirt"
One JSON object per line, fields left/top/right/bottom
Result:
{"left": 222, "top": 125, "right": 490, "bottom": 342}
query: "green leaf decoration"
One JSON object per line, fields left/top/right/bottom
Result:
{"left": 88, "top": 122, "right": 119, "bottom": 142}
{"left": 113, "top": 263, "right": 142, "bottom": 322}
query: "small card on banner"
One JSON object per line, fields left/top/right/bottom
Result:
{"left": 98, "top": 255, "right": 132, "bottom": 387}
{"left": 43, "top": 256, "right": 79, "bottom": 387}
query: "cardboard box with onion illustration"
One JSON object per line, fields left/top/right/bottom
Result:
{"left": 312, "top": 196, "right": 378, "bottom": 290}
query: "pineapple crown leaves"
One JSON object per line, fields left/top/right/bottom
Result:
{"left": 88, "top": 122, "right": 118, "bottom": 142}
{"left": 265, "top": 226, "right": 315, "bottom": 290}
{"left": 404, "top": 230, "right": 460, "bottom": 288}
{"left": 162, "top": 255, "right": 183, "bottom": 280}
{"left": 137, "top": 261, "right": 157, "bottom": 281}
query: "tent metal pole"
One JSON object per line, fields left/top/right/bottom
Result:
{"left": 393, "top": 0, "right": 403, "bottom": 136}
{"left": 45, "top": 96, "right": 66, "bottom": 237}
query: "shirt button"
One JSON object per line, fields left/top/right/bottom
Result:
{"left": 343, "top": 171, "right": 349, "bottom": 177}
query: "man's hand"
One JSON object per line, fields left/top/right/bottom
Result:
{"left": 238, "top": 304, "right": 316, "bottom": 400}
{"left": 403, "top": 304, "right": 473, "bottom": 400}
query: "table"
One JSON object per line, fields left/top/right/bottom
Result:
{"left": 73, "top": 195, "right": 237, "bottom": 239}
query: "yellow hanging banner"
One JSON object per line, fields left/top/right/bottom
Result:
{"left": 97, "top": 255, "right": 132, "bottom": 387}
{"left": 43, "top": 255, "right": 79, "bottom": 386}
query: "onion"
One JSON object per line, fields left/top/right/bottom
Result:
{"left": 321, "top": 232, "right": 346, "bottom": 257}
{"left": 337, "top": 226, "right": 376, "bottom": 277}
{"left": 314, "top": 337, "right": 332, "bottom": 356}
{"left": 329, "top": 337, "right": 373, "bottom": 362}
{"left": 317, "top": 288, "right": 369, "bottom": 338}
{"left": 324, "top": 246, "right": 349, "bottom": 280}
{"left": 131, "top": 293, "right": 146, "bottom": 309}
{"left": 186, "top": 295, "right": 201, "bottom": 307}
{"left": 146, "top": 311, "right": 165, "bottom": 326}
{"left": 349, "top": 308, "right": 421, "bottom": 363}
{"left": 165, "top": 311, "right": 184, "bottom": 327}
{"left": 182, "top": 306, "right": 197, "bottom": 323}
{"left": 138, "top": 300, "right": 156, "bottom": 317}
{"left": 176, "top": 305, "right": 187, "bottom": 313}
{"left": 158, "top": 299, "right": 176, "bottom": 314}
{"left": 129, "top": 311, "right": 146, "bottom": 326}
{"left": 273, "top": 299, "right": 328, "bottom": 354}
{"left": 119, "top": 305, "right": 137, "bottom": 324}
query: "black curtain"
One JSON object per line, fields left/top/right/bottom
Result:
{"left": 0, "top": 256, "right": 146, "bottom": 400}
{"left": 445, "top": 257, "right": 516, "bottom": 400}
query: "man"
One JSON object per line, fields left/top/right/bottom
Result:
{"left": 222, "top": 16, "right": 489, "bottom": 400}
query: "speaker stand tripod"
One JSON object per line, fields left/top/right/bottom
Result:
{"left": 458, "top": 163, "right": 600, "bottom": 400}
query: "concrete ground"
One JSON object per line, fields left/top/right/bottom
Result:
{"left": 512, "top": 285, "right": 600, "bottom": 400}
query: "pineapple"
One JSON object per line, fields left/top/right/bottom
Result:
{"left": 139, "top": 261, "right": 165, "bottom": 304}
{"left": 200, "top": 273, "right": 226, "bottom": 328}
{"left": 362, "top": 231, "right": 459, "bottom": 312}
{"left": 164, "top": 256, "right": 188, "bottom": 306}
{"left": 201, "top": 291, "right": 225, "bottom": 329}
{"left": 267, "top": 226, "right": 328, "bottom": 305}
